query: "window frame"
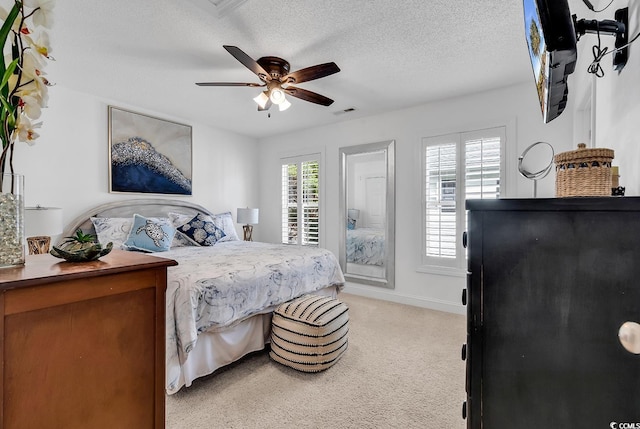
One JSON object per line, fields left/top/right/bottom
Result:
{"left": 280, "top": 153, "right": 322, "bottom": 247}
{"left": 420, "top": 126, "right": 506, "bottom": 275}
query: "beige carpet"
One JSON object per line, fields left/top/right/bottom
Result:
{"left": 166, "top": 293, "right": 467, "bottom": 429}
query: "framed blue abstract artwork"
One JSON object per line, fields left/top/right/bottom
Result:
{"left": 108, "top": 106, "right": 193, "bottom": 195}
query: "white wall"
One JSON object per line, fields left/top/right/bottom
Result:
{"left": 573, "top": 1, "right": 640, "bottom": 195}
{"left": 258, "top": 82, "right": 575, "bottom": 314}
{"left": 12, "top": 85, "right": 260, "bottom": 237}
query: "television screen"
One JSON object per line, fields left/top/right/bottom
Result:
{"left": 523, "top": 0, "right": 577, "bottom": 123}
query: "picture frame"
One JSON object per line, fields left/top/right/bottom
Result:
{"left": 108, "top": 106, "right": 193, "bottom": 195}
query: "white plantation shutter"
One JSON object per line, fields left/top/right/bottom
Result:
{"left": 425, "top": 142, "right": 457, "bottom": 259}
{"left": 281, "top": 163, "right": 298, "bottom": 244}
{"left": 423, "top": 127, "right": 504, "bottom": 271}
{"left": 281, "top": 156, "right": 320, "bottom": 246}
{"left": 465, "top": 135, "right": 501, "bottom": 200}
{"left": 301, "top": 161, "right": 319, "bottom": 245}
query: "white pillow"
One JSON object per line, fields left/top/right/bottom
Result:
{"left": 91, "top": 217, "right": 133, "bottom": 249}
{"left": 211, "top": 211, "right": 240, "bottom": 242}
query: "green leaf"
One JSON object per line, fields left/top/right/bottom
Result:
{"left": 0, "top": 93, "right": 15, "bottom": 114}
{"left": 63, "top": 229, "right": 98, "bottom": 244}
{"left": 0, "top": 2, "right": 21, "bottom": 99}
{"left": 0, "top": 58, "right": 18, "bottom": 91}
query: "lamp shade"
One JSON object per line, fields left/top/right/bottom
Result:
{"left": 25, "top": 206, "right": 63, "bottom": 237}
{"left": 347, "top": 209, "right": 360, "bottom": 220}
{"left": 237, "top": 208, "right": 259, "bottom": 225}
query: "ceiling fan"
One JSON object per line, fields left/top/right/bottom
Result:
{"left": 196, "top": 45, "right": 340, "bottom": 112}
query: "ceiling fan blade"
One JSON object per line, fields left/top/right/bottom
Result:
{"left": 223, "top": 45, "right": 270, "bottom": 80}
{"left": 196, "top": 82, "right": 265, "bottom": 87}
{"left": 284, "top": 86, "right": 334, "bottom": 106}
{"left": 281, "top": 62, "right": 340, "bottom": 84}
{"left": 257, "top": 99, "right": 273, "bottom": 111}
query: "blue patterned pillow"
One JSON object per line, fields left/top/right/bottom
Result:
{"left": 177, "top": 213, "right": 226, "bottom": 246}
{"left": 124, "top": 214, "right": 176, "bottom": 252}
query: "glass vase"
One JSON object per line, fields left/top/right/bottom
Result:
{"left": 0, "top": 173, "right": 25, "bottom": 267}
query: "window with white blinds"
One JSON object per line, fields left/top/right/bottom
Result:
{"left": 281, "top": 157, "right": 320, "bottom": 246}
{"left": 422, "top": 127, "right": 504, "bottom": 271}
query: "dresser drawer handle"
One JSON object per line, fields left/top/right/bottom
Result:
{"left": 461, "top": 343, "right": 467, "bottom": 361}
{"left": 619, "top": 321, "right": 640, "bottom": 354}
{"left": 462, "top": 288, "right": 467, "bottom": 306}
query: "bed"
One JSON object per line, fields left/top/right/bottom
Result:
{"left": 346, "top": 227, "right": 385, "bottom": 266}
{"left": 61, "top": 199, "right": 345, "bottom": 394}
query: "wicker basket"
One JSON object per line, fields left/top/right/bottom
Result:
{"left": 555, "top": 143, "right": 614, "bottom": 197}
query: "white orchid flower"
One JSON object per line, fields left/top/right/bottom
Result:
{"left": 19, "top": 94, "right": 42, "bottom": 119}
{"left": 0, "top": 6, "right": 23, "bottom": 34}
{"left": 24, "top": 32, "right": 53, "bottom": 60}
{"left": 20, "top": 50, "right": 45, "bottom": 79}
{"left": 15, "top": 116, "right": 42, "bottom": 145}
{"left": 23, "top": 0, "right": 55, "bottom": 28}
{"left": 16, "top": 73, "right": 49, "bottom": 106}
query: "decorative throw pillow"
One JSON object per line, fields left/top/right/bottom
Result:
{"left": 212, "top": 211, "right": 240, "bottom": 242}
{"left": 170, "top": 210, "right": 240, "bottom": 243}
{"left": 91, "top": 217, "right": 133, "bottom": 249}
{"left": 168, "top": 212, "right": 192, "bottom": 228}
{"left": 168, "top": 212, "right": 198, "bottom": 248}
{"left": 176, "top": 213, "right": 226, "bottom": 246}
{"left": 123, "top": 214, "right": 176, "bottom": 252}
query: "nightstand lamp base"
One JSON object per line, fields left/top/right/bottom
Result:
{"left": 242, "top": 225, "right": 253, "bottom": 241}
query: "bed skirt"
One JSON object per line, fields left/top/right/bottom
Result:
{"left": 171, "top": 285, "right": 339, "bottom": 394}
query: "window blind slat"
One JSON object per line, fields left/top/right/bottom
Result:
{"left": 424, "top": 129, "right": 503, "bottom": 267}
{"left": 425, "top": 143, "right": 457, "bottom": 258}
{"left": 282, "top": 159, "right": 319, "bottom": 246}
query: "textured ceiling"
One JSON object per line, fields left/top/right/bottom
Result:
{"left": 45, "top": 0, "right": 587, "bottom": 138}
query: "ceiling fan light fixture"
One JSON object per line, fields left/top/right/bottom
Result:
{"left": 278, "top": 98, "right": 292, "bottom": 111}
{"left": 253, "top": 91, "right": 269, "bottom": 109}
{"left": 269, "top": 88, "right": 286, "bottom": 105}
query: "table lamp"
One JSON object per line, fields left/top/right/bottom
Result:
{"left": 25, "top": 205, "right": 63, "bottom": 254}
{"left": 347, "top": 208, "right": 360, "bottom": 230}
{"left": 237, "top": 207, "right": 259, "bottom": 241}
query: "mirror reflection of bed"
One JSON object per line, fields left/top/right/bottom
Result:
{"left": 346, "top": 151, "right": 386, "bottom": 278}
{"left": 346, "top": 226, "right": 385, "bottom": 277}
{"left": 339, "top": 140, "right": 395, "bottom": 289}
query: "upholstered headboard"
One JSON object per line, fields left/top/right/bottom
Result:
{"left": 59, "top": 199, "right": 216, "bottom": 243}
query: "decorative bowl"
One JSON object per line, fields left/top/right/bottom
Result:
{"left": 50, "top": 242, "right": 113, "bottom": 262}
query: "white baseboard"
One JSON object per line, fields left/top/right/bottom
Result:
{"left": 342, "top": 283, "right": 466, "bottom": 315}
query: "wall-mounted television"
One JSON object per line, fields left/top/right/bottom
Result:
{"left": 523, "top": 0, "right": 578, "bottom": 123}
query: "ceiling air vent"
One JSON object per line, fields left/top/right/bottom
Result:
{"left": 189, "top": 0, "right": 248, "bottom": 18}
{"left": 334, "top": 107, "right": 356, "bottom": 116}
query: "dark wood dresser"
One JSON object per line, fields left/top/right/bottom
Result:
{"left": 0, "top": 250, "right": 176, "bottom": 429}
{"left": 463, "top": 197, "right": 640, "bottom": 428}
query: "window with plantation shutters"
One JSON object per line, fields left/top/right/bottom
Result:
{"left": 422, "top": 127, "right": 504, "bottom": 272}
{"left": 281, "top": 156, "right": 320, "bottom": 246}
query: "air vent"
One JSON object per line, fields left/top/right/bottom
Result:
{"left": 189, "top": 0, "right": 248, "bottom": 17}
{"left": 333, "top": 107, "right": 356, "bottom": 115}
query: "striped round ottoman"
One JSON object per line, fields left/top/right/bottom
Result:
{"left": 270, "top": 294, "right": 349, "bottom": 372}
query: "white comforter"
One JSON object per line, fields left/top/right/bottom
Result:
{"left": 346, "top": 227, "right": 385, "bottom": 266}
{"left": 162, "top": 241, "right": 345, "bottom": 393}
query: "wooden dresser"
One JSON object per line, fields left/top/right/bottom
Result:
{"left": 0, "top": 250, "right": 176, "bottom": 429}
